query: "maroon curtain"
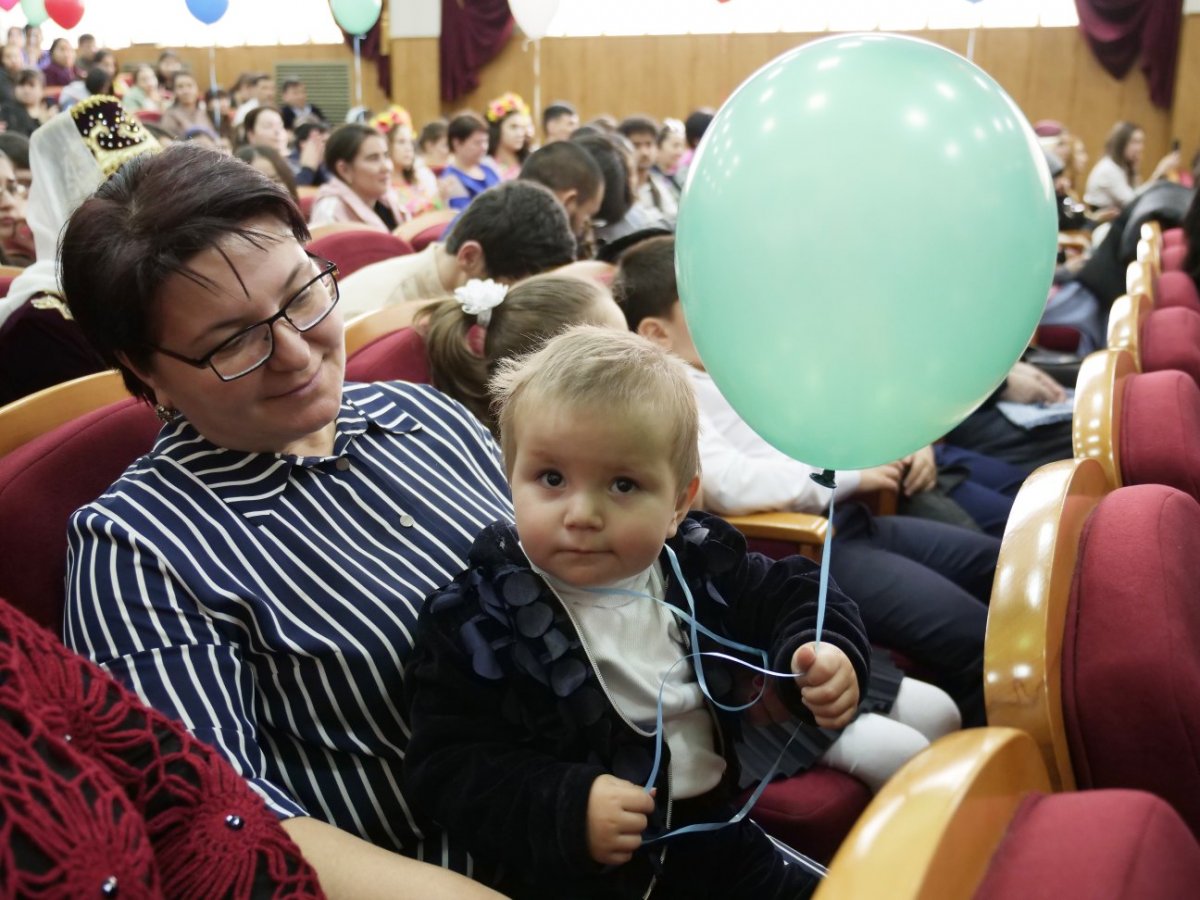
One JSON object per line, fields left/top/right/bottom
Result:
{"left": 440, "top": 0, "right": 513, "bottom": 103}
{"left": 341, "top": 21, "right": 393, "bottom": 102}
{"left": 1074, "top": 0, "right": 1182, "bottom": 109}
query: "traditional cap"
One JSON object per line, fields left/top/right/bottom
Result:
{"left": 70, "top": 95, "right": 161, "bottom": 179}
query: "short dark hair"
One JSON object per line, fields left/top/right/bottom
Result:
{"left": 281, "top": 79, "right": 304, "bottom": 93}
{"left": 418, "top": 119, "right": 447, "bottom": 151}
{"left": 572, "top": 133, "right": 632, "bottom": 226}
{"left": 542, "top": 101, "right": 576, "bottom": 131}
{"left": 252, "top": 74, "right": 272, "bottom": 86}
{"left": 243, "top": 105, "right": 281, "bottom": 136}
{"left": 16, "top": 68, "right": 42, "bottom": 87}
{"left": 294, "top": 119, "right": 330, "bottom": 144}
{"left": 447, "top": 113, "right": 487, "bottom": 152}
{"left": 443, "top": 180, "right": 576, "bottom": 281}
{"left": 59, "top": 145, "right": 309, "bottom": 403}
{"left": 92, "top": 48, "right": 114, "bottom": 66}
{"left": 519, "top": 140, "right": 602, "bottom": 202}
{"left": 84, "top": 65, "right": 113, "bottom": 95}
{"left": 0, "top": 132, "right": 29, "bottom": 170}
{"left": 612, "top": 235, "right": 678, "bottom": 330}
{"left": 78, "top": 33, "right": 95, "bottom": 44}
{"left": 236, "top": 144, "right": 300, "bottom": 203}
{"left": 324, "top": 123, "right": 382, "bottom": 180}
{"left": 684, "top": 110, "right": 714, "bottom": 149}
{"left": 617, "top": 115, "right": 658, "bottom": 141}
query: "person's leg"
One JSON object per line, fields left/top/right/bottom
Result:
{"left": 885, "top": 677, "right": 962, "bottom": 740}
{"left": 830, "top": 536, "right": 988, "bottom": 726}
{"left": 816, "top": 712, "right": 930, "bottom": 793}
{"left": 866, "top": 513, "right": 1000, "bottom": 604}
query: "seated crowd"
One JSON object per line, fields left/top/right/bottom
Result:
{"left": 1, "top": 34, "right": 1199, "bottom": 899}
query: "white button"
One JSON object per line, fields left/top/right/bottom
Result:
{"left": 399, "top": 514, "right": 415, "bottom": 528}
{"left": 335, "top": 458, "right": 350, "bottom": 471}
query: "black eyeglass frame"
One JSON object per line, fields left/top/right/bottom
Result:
{"left": 149, "top": 253, "right": 340, "bottom": 382}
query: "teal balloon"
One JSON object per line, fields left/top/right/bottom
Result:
{"left": 676, "top": 33, "right": 1057, "bottom": 471}
{"left": 330, "top": 0, "right": 381, "bottom": 35}
{"left": 20, "top": 0, "right": 48, "bottom": 26}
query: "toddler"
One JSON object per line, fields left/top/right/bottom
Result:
{"left": 405, "top": 326, "right": 872, "bottom": 899}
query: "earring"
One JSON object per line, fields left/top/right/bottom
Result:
{"left": 154, "top": 403, "right": 178, "bottom": 423}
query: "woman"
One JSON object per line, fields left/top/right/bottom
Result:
{"left": 656, "top": 117, "right": 686, "bottom": 183}
{"left": 1, "top": 67, "right": 49, "bottom": 136}
{"left": 236, "top": 144, "right": 300, "bottom": 203}
{"left": 58, "top": 144, "right": 508, "bottom": 898}
{"left": 310, "top": 123, "right": 405, "bottom": 231}
{"left": 243, "top": 105, "right": 289, "bottom": 156}
{"left": 38, "top": 37, "right": 75, "bottom": 88}
{"left": 484, "top": 92, "right": 532, "bottom": 181}
{"left": 1084, "top": 121, "right": 1179, "bottom": 213}
{"left": 386, "top": 116, "right": 439, "bottom": 218}
{"left": 0, "top": 148, "right": 30, "bottom": 265}
{"left": 439, "top": 113, "right": 500, "bottom": 211}
{"left": 121, "top": 64, "right": 163, "bottom": 114}
{"left": 416, "top": 118, "right": 449, "bottom": 173}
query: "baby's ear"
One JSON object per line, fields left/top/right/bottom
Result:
{"left": 668, "top": 476, "right": 701, "bottom": 535}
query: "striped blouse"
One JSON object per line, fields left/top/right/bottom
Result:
{"left": 63, "top": 381, "right": 514, "bottom": 872}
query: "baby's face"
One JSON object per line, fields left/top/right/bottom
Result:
{"left": 509, "top": 403, "right": 691, "bottom": 587}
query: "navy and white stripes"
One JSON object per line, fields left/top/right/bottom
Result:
{"left": 64, "top": 381, "right": 513, "bottom": 871}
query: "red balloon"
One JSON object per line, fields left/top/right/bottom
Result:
{"left": 0, "top": 0, "right": 18, "bottom": 10}
{"left": 45, "top": 0, "right": 84, "bottom": 28}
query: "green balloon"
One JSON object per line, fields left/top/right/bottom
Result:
{"left": 676, "top": 34, "right": 1057, "bottom": 471}
{"left": 330, "top": 0, "right": 381, "bottom": 35}
{"left": 20, "top": 0, "right": 48, "bottom": 27}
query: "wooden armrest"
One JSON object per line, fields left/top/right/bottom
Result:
{"left": 724, "top": 511, "right": 830, "bottom": 547}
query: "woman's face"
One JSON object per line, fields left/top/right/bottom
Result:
{"left": 249, "top": 110, "right": 288, "bottom": 155}
{"left": 136, "top": 66, "right": 158, "bottom": 93}
{"left": 0, "top": 156, "right": 27, "bottom": 252}
{"left": 454, "top": 129, "right": 489, "bottom": 167}
{"left": 500, "top": 113, "right": 532, "bottom": 154}
{"left": 173, "top": 75, "right": 199, "bottom": 106}
{"left": 657, "top": 131, "right": 685, "bottom": 173}
{"left": 1125, "top": 129, "right": 1145, "bottom": 167}
{"left": 390, "top": 126, "right": 416, "bottom": 170}
{"left": 422, "top": 134, "right": 449, "bottom": 166}
{"left": 137, "top": 219, "right": 345, "bottom": 456}
{"left": 51, "top": 40, "right": 73, "bottom": 67}
{"left": 339, "top": 133, "right": 393, "bottom": 201}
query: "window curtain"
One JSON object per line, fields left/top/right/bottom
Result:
{"left": 1073, "top": 0, "right": 1182, "bottom": 109}
{"left": 440, "top": 0, "right": 513, "bottom": 103}
{"left": 341, "top": 21, "right": 393, "bottom": 102}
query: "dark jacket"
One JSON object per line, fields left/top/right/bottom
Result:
{"left": 403, "top": 513, "right": 870, "bottom": 899}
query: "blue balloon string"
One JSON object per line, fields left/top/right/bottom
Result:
{"left": 815, "top": 490, "right": 834, "bottom": 650}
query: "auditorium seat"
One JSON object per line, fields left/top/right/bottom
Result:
{"left": 1141, "top": 305, "right": 1200, "bottom": 387}
{"left": 308, "top": 230, "right": 413, "bottom": 278}
{"left": 1154, "top": 270, "right": 1200, "bottom": 314}
{"left": 1162, "top": 243, "right": 1186, "bottom": 272}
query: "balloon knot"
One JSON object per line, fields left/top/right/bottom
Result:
{"left": 809, "top": 469, "right": 837, "bottom": 490}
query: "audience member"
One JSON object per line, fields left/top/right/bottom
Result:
{"left": 159, "top": 72, "right": 208, "bottom": 137}
{"left": 75, "top": 32, "right": 97, "bottom": 72}
{"left": 59, "top": 61, "right": 114, "bottom": 110}
{"left": 484, "top": 91, "right": 533, "bottom": 180}
{"left": 38, "top": 37, "right": 75, "bottom": 87}
{"left": 0, "top": 131, "right": 30, "bottom": 190}
{"left": 676, "top": 107, "right": 714, "bottom": 183}
{"left": 121, "top": 64, "right": 163, "bottom": 113}
{"left": 656, "top": 116, "right": 686, "bottom": 181}
{"left": 279, "top": 77, "right": 325, "bottom": 131}
{"left": 440, "top": 113, "right": 501, "bottom": 210}
{"left": 542, "top": 100, "right": 578, "bottom": 143}
{"left": 233, "top": 72, "right": 273, "bottom": 126}
{"left": 385, "top": 114, "right": 440, "bottom": 217}
{"left": 519, "top": 139, "right": 605, "bottom": 250}
{"left": 0, "top": 43, "right": 20, "bottom": 104}
{"left": 182, "top": 125, "right": 223, "bottom": 151}
{"left": 242, "top": 104, "right": 289, "bottom": 155}
{"left": 290, "top": 118, "right": 330, "bottom": 187}
{"left": 236, "top": 144, "right": 300, "bottom": 202}
{"left": 0, "top": 148, "right": 29, "bottom": 266}
{"left": 155, "top": 49, "right": 183, "bottom": 93}
{"left": 417, "top": 118, "right": 450, "bottom": 172}
{"left": 618, "top": 114, "right": 678, "bottom": 226}
{"left": 1, "top": 68, "right": 48, "bottom": 137}
{"left": 309, "top": 122, "right": 405, "bottom": 232}
{"left": 1084, "top": 120, "right": 1180, "bottom": 213}
{"left": 22, "top": 24, "right": 44, "bottom": 69}
{"left": 337, "top": 179, "right": 575, "bottom": 316}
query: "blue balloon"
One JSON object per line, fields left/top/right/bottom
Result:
{"left": 185, "top": 0, "right": 228, "bottom": 25}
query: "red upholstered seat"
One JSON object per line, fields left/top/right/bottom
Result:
{"left": 1141, "top": 306, "right": 1200, "bottom": 386}
{"left": 1154, "top": 270, "right": 1200, "bottom": 314}
{"left": 1162, "top": 243, "right": 1187, "bottom": 273}
{"left": 975, "top": 790, "right": 1200, "bottom": 899}
{"left": 0, "top": 398, "right": 160, "bottom": 631}
{"left": 410, "top": 220, "right": 449, "bottom": 252}
{"left": 1034, "top": 324, "right": 1081, "bottom": 353}
{"left": 1162, "top": 227, "right": 1186, "bottom": 250}
{"left": 1119, "top": 369, "right": 1200, "bottom": 502}
{"left": 345, "top": 326, "right": 431, "bottom": 384}
{"left": 298, "top": 192, "right": 316, "bottom": 222}
{"left": 308, "top": 230, "right": 414, "bottom": 278}
{"left": 1062, "top": 484, "right": 1200, "bottom": 836}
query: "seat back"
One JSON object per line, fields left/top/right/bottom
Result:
{"left": 0, "top": 398, "right": 160, "bottom": 630}
{"left": 345, "top": 326, "right": 431, "bottom": 384}
{"left": 1119, "top": 368, "right": 1200, "bottom": 503}
{"left": 1162, "top": 243, "right": 1187, "bottom": 273}
{"left": 394, "top": 209, "right": 456, "bottom": 251}
{"left": 1071, "top": 349, "right": 1136, "bottom": 489}
{"left": 1162, "top": 227, "right": 1186, "bottom": 250}
{"left": 0, "top": 370, "right": 130, "bottom": 457}
{"left": 1154, "top": 270, "right": 1200, "bottom": 314}
{"left": 1104, "top": 292, "right": 1151, "bottom": 365}
{"left": 984, "top": 458, "right": 1108, "bottom": 790}
{"left": 1141, "top": 305, "right": 1200, "bottom": 387}
{"left": 1064, "top": 483, "right": 1200, "bottom": 835}
{"left": 309, "top": 230, "right": 414, "bottom": 278}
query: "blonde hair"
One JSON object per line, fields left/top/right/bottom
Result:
{"left": 491, "top": 325, "right": 700, "bottom": 490}
{"left": 419, "top": 273, "right": 616, "bottom": 432}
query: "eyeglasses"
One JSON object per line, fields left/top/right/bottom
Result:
{"left": 151, "top": 254, "right": 340, "bottom": 381}
{"left": 0, "top": 179, "right": 26, "bottom": 199}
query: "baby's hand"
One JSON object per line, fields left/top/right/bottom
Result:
{"left": 586, "top": 774, "right": 655, "bottom": 866}
{"left": 792, "top": 642, "right": 859, "bottom": 728}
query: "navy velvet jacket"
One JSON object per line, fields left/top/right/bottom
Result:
{"left": 403, "top": 512, "right": 870, "bottom": 899}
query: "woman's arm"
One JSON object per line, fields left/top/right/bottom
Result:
{"left": 282, "top": 818, "right": 507, "bottom": 900}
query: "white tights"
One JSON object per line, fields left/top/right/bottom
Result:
{"left": 817, "top": 678, "right": 961, "bottom": 793}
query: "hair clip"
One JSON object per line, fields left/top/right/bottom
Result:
{"left": 454, "top": 278, "right": 508, "bottom": 327}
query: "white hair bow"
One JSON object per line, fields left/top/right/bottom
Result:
{"left": 454, "top": 279, "right": 508, "bottom": 327}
